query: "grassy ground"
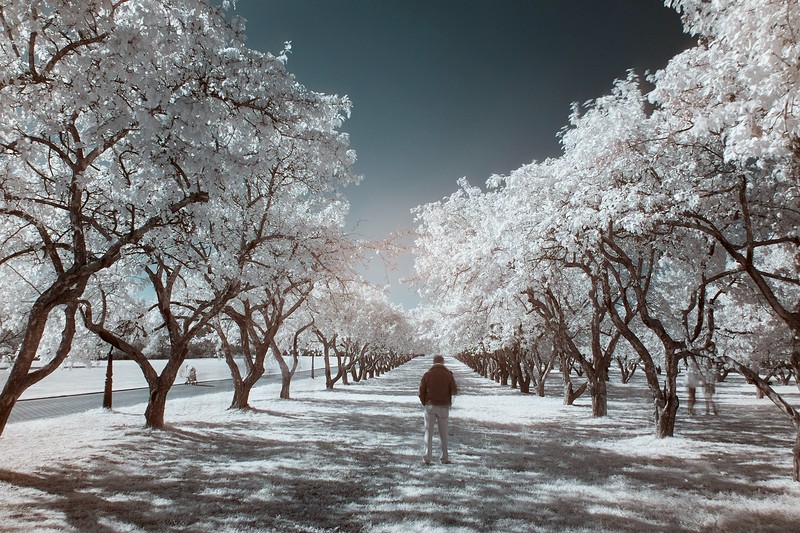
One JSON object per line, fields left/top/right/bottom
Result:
{"left": 1, "top": 357, "right": 799, "bottom": 532}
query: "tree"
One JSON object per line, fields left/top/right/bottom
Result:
{"left": 653, "top": 0, "right": 799, "bottom": 369}
{"left": 0, "top": 0, "right": 360, "bottom": 432}
{"left": 0, "top": 0, "right": 236, "bottom": 434}
{"left": 310, "top": 280, "right": 412, "bottom": 389}
{"left": 651, "top": 0, "right": 800, "bottom": 475}
{"left": 408, "top": 0, "right": 799, "bottom": 479}
{"left": 220, "top": 278, "right": 313, "bottom": 404}
{"left": 213, "top": 221, "right": 362, "bottom": 406}
{"left": 82, "top": 248, "right": 241, "bottom": 428}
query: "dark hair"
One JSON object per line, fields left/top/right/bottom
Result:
{"left": 433, "top": 354, "right": 444, "bottom": 364}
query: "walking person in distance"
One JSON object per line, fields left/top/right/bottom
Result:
{"left": 419, "top": 354, "right": 458, "bottom": 465}
{"left": 700, "top": 359, "right": 720, "bottom": 415}
{"left": 685, "top": 358, "right": 701, "bottom": 415}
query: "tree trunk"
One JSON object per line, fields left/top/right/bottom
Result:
{"left": 229, "top": 370, "right": 264, "bottom": 410}
{"left": 519, "top": 375, "right": 531, "bottom": 394}
{"left": 322, "top": 343, "right": 346, "bottom": 390}
{"left": 274, "top": 349, "right": 293, "bottom": 399}
{"left": 323, "top": 345, "right": 334, "bottom": 389}
{"left": 143, "top": 355, "right": 184, "bottom": 429}
{"left": 144, "top": 385, "right": 170, "bottom": 429}
{"left": 103, "top": 349, "right": 113, "bottom": 410}
{"left": 564, "top": 380, "right": 587, "bottom": 405}
{"left": 616, "top": 357, "right": 638, "bottom": 384}
{"left": 0, "top": 329, "right": 45, "bottom": 432}
{"left": 280, "top": 372, "right": 291, "bottom": 399}
{"left": 230, "top": 379, "right": 251, "bottom": 410}
{"left": 515, "top": 360, "right": 531, "bottom": 394}
{"left": 590, "top": 376, "right": 608, "bottom": 417}
{"left": 653, "top": 355, "right": 681, "bottom": 437}
{"left": 0, "top": 303, "right": 77, "bottom": 435}
{"left": 791, "top": 334, "right": 800, "bottom": 394}
{"left": 536, "top": 377, "right": 546, "bottom": 397}
{"left": 655, "top": 388, "right": 680, "bottom": 438}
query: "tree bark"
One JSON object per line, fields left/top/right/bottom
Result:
{"left": 145, "top": 386, "right": 169, "bottom": 429}
{"left": 536, "top": 377, "right": 546, "bottom": 397}
{"left": 0, "top": 302, "right": 77, "bottom": 435}
{"left": 590, "top": 376, "right": 608, "bottom": 417}
{"left": 103, "top": 349, "right": 113, "bottom": 410}
{"left": 564, "top": 380, "right": 588, "bottom": 405}
{"left": 272, "top": 342, "right": 296, "bottom": 400}
{"left": 518, "top": 374, "right": 531, "bottom": 394}
{"left": 655, "top": 382, "right": 680, "bottom": 438}
{"left": 229, "top": 368, "right": 265, "bottom": 410}
{"left": 143, "top": 355, "right": 185, "bottom": 429}
{"left": 324, "top": 345, "right": 334, "bottom": 389}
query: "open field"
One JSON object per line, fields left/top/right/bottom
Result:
{"left": 1, "top": 357, "right": 325, "bottom": 400}
{"left": 1, "top": 357, "right": 799, "bottom": 532}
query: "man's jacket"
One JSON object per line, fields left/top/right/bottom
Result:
{"left": 419, "top": 364, "right": 458, "bottom": 406}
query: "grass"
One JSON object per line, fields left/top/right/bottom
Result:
{"left": 1, "top": 357, "right": 799, "bottom": 532}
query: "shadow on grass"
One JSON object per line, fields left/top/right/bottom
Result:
{"left": 2, "top": 358, "right": 798, "bottom": 532}
{"left": 1, "top": 425, "right": 376, "bottom": 532}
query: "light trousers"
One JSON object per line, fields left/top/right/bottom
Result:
{"left": 423, "top": 404, "right": 450, "bottom": 463}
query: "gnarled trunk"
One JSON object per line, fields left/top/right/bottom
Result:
{"left": 590, "top": 375, "right": 608, "bottom": 417}
{"left": 143, "top": 356, "right": 185, "bottom": 429}
{"left": 229, "top": 369, "right": 265, "bottom": 410}
{"left": 0, "top": 302, "right": 77, "bottom": 435}
{"left": 654, "top": 386, "right": 680, "bottom": 438}
{"left": 145, "top": 387, "right": 169, "bottom": 429}
{"left": 564, "top": 380, "right": 588, "bottom": 405}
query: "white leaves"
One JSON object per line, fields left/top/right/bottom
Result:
{"left": 656, "top": 0, "right": 800, "bottom": 163}
{"left": 411, "top": 0, "right": 799, "bottom": 359}
{"left": 0, "top": 0, "right": 373, "bottom": 367}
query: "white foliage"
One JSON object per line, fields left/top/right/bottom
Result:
{"left": 411, "top": 0, "right": 799, "bottom": 370}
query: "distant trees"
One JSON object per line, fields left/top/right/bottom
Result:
{"left": 412, "top": 0, "right": 800, "bottom": 479}
{"left": 310, "top": 281, "right": 417, "bottom": 390}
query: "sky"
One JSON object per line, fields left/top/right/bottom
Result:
{"left": 226, "top": 1, "right": 696, "bottom": 309}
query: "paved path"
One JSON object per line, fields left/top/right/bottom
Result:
{"left": 9, "top": 369, "right": 315, "bottom": 423}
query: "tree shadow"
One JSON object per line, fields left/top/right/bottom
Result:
{"left": 2, "top": 358, "right": 798, "bottom": 532}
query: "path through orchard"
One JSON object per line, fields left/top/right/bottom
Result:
{"left": 1, "top": 357, "right": 799, "bottom": 532}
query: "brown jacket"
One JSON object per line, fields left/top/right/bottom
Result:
{"left": 419, "top": 364, "right": 457, "bottom": 406}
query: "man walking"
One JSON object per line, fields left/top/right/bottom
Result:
{"left": 418, "top": 354, "right": 458, "bottom": 465}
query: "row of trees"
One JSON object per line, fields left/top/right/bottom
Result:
{"left": 0, "top": 0, "right": 415, "bottom": 435}
{"left": 411, "top": 0, "right": 800, "bottom": 479}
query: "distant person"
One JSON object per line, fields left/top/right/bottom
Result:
{"left": 701, "top": 359, "right": 719, "bottom": 415}
{"left": 418, "top": 354, "right": 458, "bottom": 465}
{"left": 186, "top": 366, "right": 197, "bottom": 385}
{"left": 685, "top": 359, "right": 701, "bottom": 415}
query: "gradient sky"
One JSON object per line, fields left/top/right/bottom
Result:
{"left": 228, "top": 0, "right": 695, "bottom": 309}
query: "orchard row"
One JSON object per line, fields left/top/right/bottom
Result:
{"left": 409, "top": 0, "right": 800, "bottom": 480}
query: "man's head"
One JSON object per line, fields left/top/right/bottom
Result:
{"left": 433, "top": 354, "right": 444, "bottom": 365}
